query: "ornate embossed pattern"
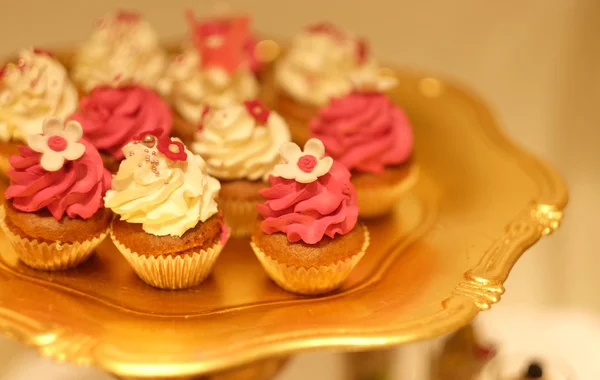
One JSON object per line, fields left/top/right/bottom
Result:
{"left": 0, "top": 45, "right": 567, "bottom": 379}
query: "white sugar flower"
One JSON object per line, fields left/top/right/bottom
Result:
{"left": 274, "top": 138, "right": 333, "bottom": 183}
{"left": 27, "top": 117, "right": 86, "bottom": 171}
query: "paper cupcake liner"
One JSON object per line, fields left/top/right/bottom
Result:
{"left": 0, "top": 154, "right": 10, "bottom": 177}
{"left": 219, "top": 197, "right": 258, "bottom": 238}
{"left": 250, "top": 224, "right": 370, "bottom": 295}
{"left": 0, "top": 206, "right": 108, "bottom": 271}
{"left": 111, "top": 231, "right": 228, "bottom": 290}
{"left": 356, "top": 165, "right": 420, "bottom": 218}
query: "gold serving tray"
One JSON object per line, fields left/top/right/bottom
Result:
{"left": 0, "top": 68, "right": 567, "bottom": 378}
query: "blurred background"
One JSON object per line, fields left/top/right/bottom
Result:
{"left": 0, "top": 0, "right": 598, "bottom": 379}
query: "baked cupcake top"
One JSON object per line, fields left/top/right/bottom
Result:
{"left": 70, "top": 85, "right": 172, "bottom": 160}
{"left": 72, "top": 10, "right": 167, "bottom": 93}
{"left": 257, "top": 138, "right": 359, "bottom": 244}
{"left": 4, "top": 117, "right": 111, "bottom": 220}
{"left": 104, "top": 130, "right": 220, "bottom": 237}
{"left": 0, "top": 49, "right": 78, "bottom": 143}
{"left": 159, "top": 14, "right": 258, "bottom": 125}
{"left": 192, "top": 100, "right": 291, "bottom": 181}
{"left": 310, "top": 72, "right": 413, "bottom": 173}
{"left": 275, "top": 22, "right": 379, "bottom": 106}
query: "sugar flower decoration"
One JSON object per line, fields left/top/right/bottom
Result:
{"left": 27, "top": 117, "right": 86, "bottom": 172}
{"left": 243, "top": 99, "right": 270, "bottom": 124}
{"left": 158, "top": 137, "right": 187, "bottom": 162}
{"left": 274, "top": 139, "right": 333, "bottom": 183}
{"left": 350, "top": 67, "right": 398, "bottom": 93}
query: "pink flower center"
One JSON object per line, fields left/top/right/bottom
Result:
{"left": 297, "top": 155, "right": 317, "bottom": 173}
{"left": 48, "top": 136, "right": 68, "bottom": 152}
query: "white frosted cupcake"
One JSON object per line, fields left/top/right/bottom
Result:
{"left": 72, "top": 10, "right": 168, "bottom": 94}
{"left": 275, "top": 22, "right": 379, "bottom": 144}
{"left": 159, "top": 15, "right": 258, "bottom": 144}
{"left": 105, "top": 130, "right": 228, "bottom": 289}
{"left": 192, "top": 100, "right": 290, "bottom": 237}
{"left": 0, "top": 48, "right": 78, "bottom": 174}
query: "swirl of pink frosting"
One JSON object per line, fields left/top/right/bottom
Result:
{"left": 5, "top": 140, "right": 112, "bottom": 220}
{"left": 310, "top": 92, "right": 413, "bottom": 173}
{"left": 257, "top": 161, "right": 358, "bottom": 244}
{"left": 70, "top": 86, "right": 172, "bottom": 160}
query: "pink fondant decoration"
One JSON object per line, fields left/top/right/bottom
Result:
{"left": 297, "top": 155, "right": 317, "bottom": 173}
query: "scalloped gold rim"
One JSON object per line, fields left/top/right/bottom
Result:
{"left": 0, "top": 62, "right": 567, "bottom": 377}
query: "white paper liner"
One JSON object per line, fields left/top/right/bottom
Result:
{"left": 356, "top": 165, "right": 420, "bottom": 218}
{"left": 251, "top": 224, "right": 370, "bottom": 295}
{"left": 0, "top": 206, "right": 108, "bottom": 271}
{"left": 111, "top": 231, "right": 228, "bottom": 290}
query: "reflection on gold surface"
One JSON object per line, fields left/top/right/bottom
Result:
{"left": 0, "top": 58, "right": 567, "bottom": 378}
{"left": 419, "top": 77, "right": 445, "bottom": 98}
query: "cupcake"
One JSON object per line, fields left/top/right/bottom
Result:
{"left": 191, "top": 100, "right": 291, "bottom": 237}
{"left": 0, "top": 117, "right": 112, "bottom": 271}
{"left": 275, "top": 22, "right": 379, "bottom": 145}
{"left": 71, "top": 10, "right": 168, "bottom": 94}
{"left": 310, "top": 71, "right": 418, "bottom": 218}
{"left": 0, "top": 48, "right": 78, "bottom": 175}
{"left": 69, "top": 85, "right": 172, "bottom": 173}
{"left": 105, "top": 130, "right": 228, "bottom": 289}
{"left": 159, "top": 14, "right": 259, "bottom": 144}
{"left": 251, "top": 138, "right": 369, "bottom": 295}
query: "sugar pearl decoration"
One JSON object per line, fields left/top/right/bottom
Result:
{"left": 142, "top": 134, "right": 156, "bottom": 148}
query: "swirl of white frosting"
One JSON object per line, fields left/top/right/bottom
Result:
{"left": 0, "top": 49, "right": 78, "bottom": 142}
{"left": 104, "top": 138, "right": 220, "bottom": 237}
{"left": 159, "top": 49, "right": 258, "bottom": 125}
{"left": 192, "top": 104, "right": 291, "bottom": 181}
{"left": 276, "top": 28, "right": 379, "bottom": 106}
{"left": 72, "top": 13, "right": 167, "bottom": 92}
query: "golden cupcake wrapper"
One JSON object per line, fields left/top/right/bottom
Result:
{"left": 356, "top": 165, "right": 420, "bottom": 218}
{"left": 0, "top": 154, "right": 10, "bottom": 177}
{"left": 111, "top": 231, "right": 229, "bottom": 290}
{"left": 250, "top": 224, "right": 370, "bottom": 295}
{"left": 0, "top": 206, "right": 108, "bottom": 271}
{"left": 219, "top": 197, "right": 258, "bottom": 238}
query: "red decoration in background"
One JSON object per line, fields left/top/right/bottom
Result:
{"left": 157, "top": 137, "right": 187, "bottom": 162}
{"left": 186, "top": 10, "right": 254, "bottom": 75}
{"left": 356, "top": 39, "right": 368, "bottom": 64}
{"left": 243, "top": 100, "right": 270, "bottom": 124}
{"left": 307, "top": 22, "right": 345, "bottom": 40}
{"left": 197, "top": 105, "right": 211, "bottom": 131}
{"left": 474, "top": 344, "right": 496, "bottom": 361}
{"left": 116, "top": 10, "right": 141, "bottom": 23}
{"left": 32, "top": 47, "right": 54, "bottom": 57}
{"left": 0, "top": 65, "right": 7, "bottom": 79}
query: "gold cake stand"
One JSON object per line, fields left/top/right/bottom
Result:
{"left": 0, "top": 65, "right": 567, "bottom": 379}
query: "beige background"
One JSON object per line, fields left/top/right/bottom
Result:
{"left": 0, "top": 0, "right": 599, "bottom": 379}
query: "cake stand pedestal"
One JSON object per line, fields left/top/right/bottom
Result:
{"left": 0, "top": 68, "right": 567, "bottom": 380}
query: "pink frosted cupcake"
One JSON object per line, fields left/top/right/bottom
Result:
{"left": 0, "top": 117, "right": 112, "bottom": 270}
{"left": 70, "top": 85, "right": 172, "bottom": 172}
{"left": 310, "top": 72, "right": 418, "bottom": 217}
{"left": 251, "top": 138, "right": 369, "bottom": 295}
